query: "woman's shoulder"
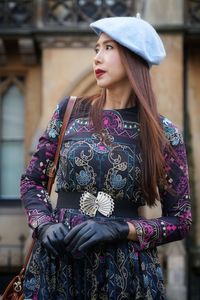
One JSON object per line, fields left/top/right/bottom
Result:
{"left": 56, "top": 96, "right": 70, "bottom": 118}
{"left": 57, "top": 96, "right": 91, "bottom": 119}
{"left": 160, "top": 115, "right": 184, "bottom": 146}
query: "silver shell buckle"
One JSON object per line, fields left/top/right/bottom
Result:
{"left": 80, "top": 191, "right": 114, "bottom": 217}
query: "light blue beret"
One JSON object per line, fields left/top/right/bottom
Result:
{"left": 90, "top": 16, "right": 166, "bottom": 66}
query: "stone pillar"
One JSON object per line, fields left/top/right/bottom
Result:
{"left": 188, "top": 48, "right": 200, "bottom": 250}
{"left": 143, "top": 1, "right": 189, "bottom": 299}
{"left": 165, "top": 242, "right": 187, "bottom": 300}
{"left": 151, "top": 34, "right": 183, "bottom": 127}
{"left": 144, "top": 0, "right": 183, "bottom": 25}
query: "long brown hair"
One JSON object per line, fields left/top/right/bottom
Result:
{"left": 119, "top": 46, "right": 167, "bottom": 206}
{"left": 76, "top": 45, "right": 167, "bottom": 207}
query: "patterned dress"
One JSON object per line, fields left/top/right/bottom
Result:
{"left": 20, "top": 97, "right": 192, "bottom": 300}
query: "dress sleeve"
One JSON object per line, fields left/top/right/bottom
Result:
{"left": 20, "top": 98, "right": 68, "bottom": 229}
{"left": 131, "top": 118, "right": 192, "bottom": 250}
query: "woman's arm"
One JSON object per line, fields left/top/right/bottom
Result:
{"left": 20, "top": 98, "right": 68, "bottom": 230}
{"left": 126, "top": 119, "right": 192, "bottom": 249}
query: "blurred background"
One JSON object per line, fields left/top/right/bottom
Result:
{"left": 0, "top": 0, "right": 199, "bottom": 299}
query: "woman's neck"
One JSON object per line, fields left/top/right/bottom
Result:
{"left": 104, "top": 87, "right": 135, "bottom": 110}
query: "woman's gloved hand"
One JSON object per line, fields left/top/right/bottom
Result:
{"left": 36, "top": 223, "right": 69, "bottom": 256}
{"left": 64, "top": 220, "right": 129, "bottom": 254}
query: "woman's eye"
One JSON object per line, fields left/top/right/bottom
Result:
{"left": 106, "top": 45, "right": 113, "bottom": 50}
{"left": 94, "top": 44, "right": 113, "bottom": 53}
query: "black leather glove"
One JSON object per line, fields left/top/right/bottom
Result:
{"left": 64, "top": 219, "right": 129, "bottom": 254}
{"left": 36, "top": 223, "right": 69, "bottom": 256}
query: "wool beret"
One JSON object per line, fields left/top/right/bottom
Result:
{"left": 90, "top": 16, "right": 166, "bottom": 66}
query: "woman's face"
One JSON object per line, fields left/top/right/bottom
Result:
{"left": 93, "top": 33, "right": 128, "bottom": 89}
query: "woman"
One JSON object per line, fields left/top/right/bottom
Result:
{"left": 21, "top": 16, "right": 192, "bottom": 299}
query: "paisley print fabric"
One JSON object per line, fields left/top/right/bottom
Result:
{"left": 56, "top": 105, "right": 142, "bottom": 204}
{"left": 20, "top": 97, "right": 191, "bottom": 299}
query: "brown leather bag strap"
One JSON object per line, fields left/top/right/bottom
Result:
{"left": 47, "top": 96, "right": 77, "bottom": 194}
{"left": 22, "top": 96, "right": 77, "bottom": 269}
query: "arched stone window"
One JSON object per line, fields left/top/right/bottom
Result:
{"left": 0, "top": 76, "right": 25, "bottom": 199}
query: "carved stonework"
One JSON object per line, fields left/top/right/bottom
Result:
{"left": 0, "top": 0, "right": 34, "bottom": 28}
{"left": 43, "top": 0, "right": 136, "bottom": 26}
{"left": 0, "top": 0, "right": 199, "bottom": 30}
{"left": 18, "top": 38, "right": 37, "bottom": 65}
{"left": 37, "top": 35, "right": 96, "bottom": 49}
{"left": 0, "top": 76, "right": 25, "bottom": 95}
{"left": 0, "top": 0, "right": 145, "bottom": 29}
{"left": 187, "top": 0, "right": 200, "bottom": 23}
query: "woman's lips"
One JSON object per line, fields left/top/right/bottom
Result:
{"left": 95, "top": 69, "right": 106, "bottom": 78}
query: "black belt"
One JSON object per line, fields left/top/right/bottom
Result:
{"left": 57, "top": 191, "right": 139, "bottom": 218}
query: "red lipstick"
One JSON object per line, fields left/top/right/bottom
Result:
{"left": 95, "top": 69, "right": 106, "bottom": 78}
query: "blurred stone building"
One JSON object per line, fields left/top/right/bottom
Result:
{"left": 0, "top": 1, "right": 199, "bottom": 299}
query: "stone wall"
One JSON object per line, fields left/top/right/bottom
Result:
{"left": 188, "top": 47, "right": 200, "bottom": 246}
{"left": 144, "top": 0, "right": 183, "bottom": 26}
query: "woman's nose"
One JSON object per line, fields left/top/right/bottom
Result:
{"left": 94, "top": 51, "right": 103, "bottom": 65}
